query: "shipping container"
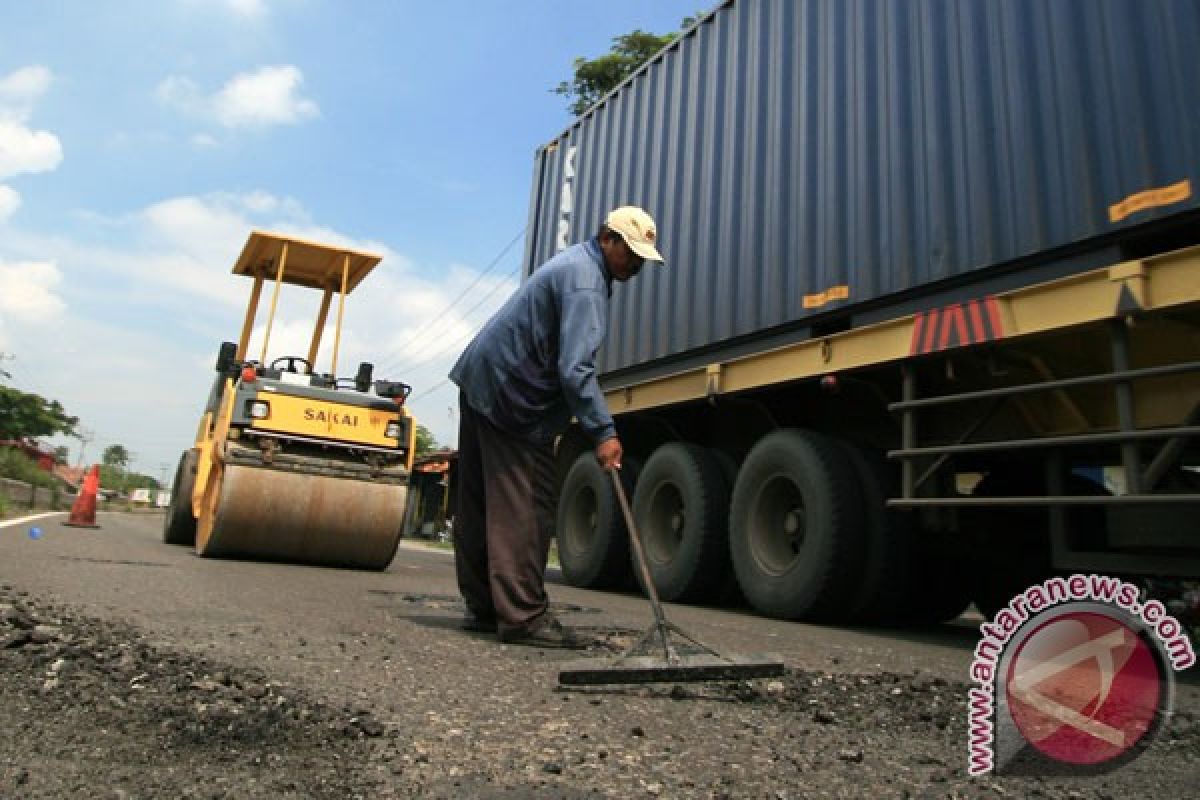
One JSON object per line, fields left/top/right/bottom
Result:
{"left": 526, "top": 0, "right": 1199, "bottom": 384}
{"left": 528, "top": 0, "right": 1200, "bottom": 625}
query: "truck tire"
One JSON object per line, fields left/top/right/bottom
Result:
{"left": 556, "top": 453, "right": 637, "bottom": 589}
{"left": 631, "top": 443, "right": 731, "bottom": 603}
{"left": 729, "top": 429, "right": 865, "bottom": 620}
{"left": 837, "top": 443, "right": 912, "bottom": 625}
{"left": 163, "top": 449, "right": 199, "bottom": 546}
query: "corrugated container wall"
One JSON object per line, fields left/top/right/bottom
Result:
{"left": 524, "top": 0, "right": 1200, "bottom": 382}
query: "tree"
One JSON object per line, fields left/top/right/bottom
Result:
{"left": 0, "top": 385, "right": 79, "bottom": 441}
{"left": 0, "top": 447, "right": 57, "bottom": 489}
{"left": 414, "top": 424, "right": 438, "bottom": 458}
{"left": 553, "top": 18, "right": 699, "bottom": 116}
{"left": 102, "top": 444, "right": 131, "bottom": 469}
{"left": 98, "top": 464, "right": 158, "bottom": 493}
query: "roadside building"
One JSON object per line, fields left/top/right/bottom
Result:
{"left": 0, "top": 439, "right": 56, "bottom": 471}
{"left": 403, "top": 450, "right": 457, "bottom": 540}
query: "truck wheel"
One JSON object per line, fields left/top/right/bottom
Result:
{"left": 729, "top": 429, "right": 865, "bottom": 620}
{"left": 837, "top": 443, "right": 912, "bottom": 625}
{"left": 163, "top": 449, "right": 199, "bottom": 546}
{"left": 556, "top": 453, "right": 636, "bottom": 589}
{"left": 631, "top": 443, "right": 731, "bottom": 603}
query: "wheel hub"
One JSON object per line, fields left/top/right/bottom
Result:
{"left": 645, "top": 482, "right": 686, "bottom": 563}
{"left": 564, "top": 486, "right": 598, "bottom": 555}
{"left": 748, "top": 475, "right": 806, "bottom": 575}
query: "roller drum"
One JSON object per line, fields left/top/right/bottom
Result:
{"left": 197, "top": 464, "right": 405, "bottom": 570}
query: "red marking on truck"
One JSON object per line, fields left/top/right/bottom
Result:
{"left": 968, "top": 301, "right": 986, "bottom": 342}
{"left": 984, "top": 297, "right": 1004, "bottom": 340}
{"left": 921, "top": 308, "right": 940, "bottom": 353}
{"left": 911, "top": 297, "right": 1006, "bottom": 355}
{"left": 938, "top": 304, "right": 969, "bottom": 350}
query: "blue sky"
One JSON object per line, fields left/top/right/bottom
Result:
{"left": 0, "top": 0, "right": 702, "bottom": 481}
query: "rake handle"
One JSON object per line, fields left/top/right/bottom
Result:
{"left": 610, "top": 469, "right": 673, "bottom": 652}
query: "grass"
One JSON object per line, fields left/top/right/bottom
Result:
{"left": 0, "top": 449, "right": 65, "bottom": 520}
{"left": 0, "top": 449, "right": 59, "bottom": 489}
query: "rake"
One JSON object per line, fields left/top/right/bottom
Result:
{"left": 557, "top": 469, "right": 785, "bottom": 686}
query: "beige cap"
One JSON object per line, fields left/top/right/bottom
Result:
{"left": 605, "top": 206, "right": 664, "bottom": 263}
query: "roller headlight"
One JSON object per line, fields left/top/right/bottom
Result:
{"left": 248, "top": 400, "right": 270, "bottom": 419}
{"left": 385, "top": 421, "right": 402, "bottom": 439}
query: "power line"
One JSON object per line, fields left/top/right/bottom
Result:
{"left": 376, "top": 227, "right": 526, "bottom": 376}
{"left": 387, "top": 264, "right": 521, "bottom": 379}
{"left": 408, "top": 378, "right": 454, "bottom": 404}
{"left": 1, "top": 350, "right": 155, "bottom": 471}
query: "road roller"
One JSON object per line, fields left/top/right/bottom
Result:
{"left": 162, "top": 231, "right": 416, "bottom": 570}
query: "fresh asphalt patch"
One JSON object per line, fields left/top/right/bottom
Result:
{"left": 0, "top": 586, "right": 387, "bottom": 799}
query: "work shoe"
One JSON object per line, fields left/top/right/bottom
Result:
{"left": 498, "top": 612, "right": 587, "bottom": 649}
{"left": 461, "top": 609, "right": 498, "bottom": 633}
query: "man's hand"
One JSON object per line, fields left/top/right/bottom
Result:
{"left": 595, "top": 437, "right": 623, "bottom": 471}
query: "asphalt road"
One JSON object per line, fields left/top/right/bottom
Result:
{"left": 1, "top": 511, "right": 1197, "bottom": 798}
{"left": 0, "top": 510, "right": 983, "bottom": 679}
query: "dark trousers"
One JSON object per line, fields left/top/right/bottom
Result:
{"left": 454, "top": 394, "right": 556, "bottom": 635}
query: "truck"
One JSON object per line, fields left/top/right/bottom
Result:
{"left": 163, "top": 231, "right": 417, "bottom": 570}
{"left": 527, "top": 0, "right": 1200, "bottom": 623}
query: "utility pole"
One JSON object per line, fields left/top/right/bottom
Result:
{"left": 75, "top": 428, "right": 94, "bottom": 471}
{"left": 121, "top": 450, "right": 138, "bottom": 494}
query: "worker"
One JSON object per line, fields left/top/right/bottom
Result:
{"left": 449, "top": 206, "right": 665, "bottom": 647}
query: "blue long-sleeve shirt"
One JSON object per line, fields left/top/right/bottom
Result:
{"left": 449, "top": 237, "right": 616, "bottom": 445}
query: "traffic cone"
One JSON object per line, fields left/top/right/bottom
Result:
{"left": 64, "top": 464, "right": 101, "bottom": 529}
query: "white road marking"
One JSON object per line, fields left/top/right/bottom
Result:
{"left": 0, "top": 511, "right": 66, "bottom": 529}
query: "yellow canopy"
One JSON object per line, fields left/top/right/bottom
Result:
{"left": 231, "top": 230, "right": 382, "bottom": 294}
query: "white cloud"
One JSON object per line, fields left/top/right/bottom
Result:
{"left": 6, "top": 311, "right": 216, "bottom": 478}
{"left": 125, "top": 191, "right": 515, "bottom": 447}
{"left": 191, "top": 132, "right": 219, "bottom": 148}
{"left": 142, "top": 195, "right": 254, "bottom": 260}
{"left": 241, "top": 190, "right": 279, "bottom": 213}
{"left": 243, "top": 318, "right": 322, "bottom": 367}
{"left": 0, "top": 259, "right": 65, "bottom": 320}
{"left": 181, "top": 0, "right": 268, "bottom": 19}
{"left": 158, "top": 66, "right": 319, "bottom": 130}
{"left": 0, "top": 121, "right": 63, "bottom": 179}
{"left": 0, "top": 66, "right": 62, "bottom": 180}
{"left": 0, "top": 190, "right": 513, "bottom": 459}
{"left": 0, "top": 185, "right": 19, "bottom": 221}
{"left": 0, "top": 65, "right": 51, "bottom": 123}
{"left": 224, "top": 0, "right": 268, "bottom": 18}
{"left": 213, "top": 66, "right": 318, "bottom": 128}
{"left": 155, "top": 75, "right": 202, "bottom": 114}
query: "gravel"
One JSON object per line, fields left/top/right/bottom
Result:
{"left": 1, "top": 582, "right": 1197, "bottom": 798}
{"left": 0, "top": 590, "right": 381, "bottom": 799}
